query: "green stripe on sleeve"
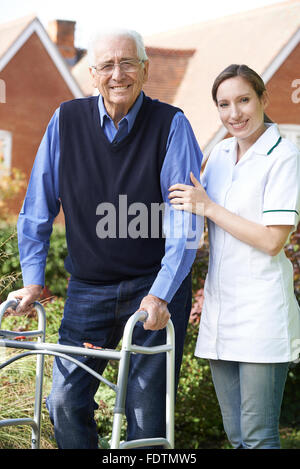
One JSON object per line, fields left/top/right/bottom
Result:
{"left": 263, "top": 209, "right": 299, "bottom": 215}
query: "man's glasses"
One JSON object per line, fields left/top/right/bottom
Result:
{"left": 91, "top": 59, "right": 144, "bottom": 75}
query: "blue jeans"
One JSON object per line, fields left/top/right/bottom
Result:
{"left": 209, "top": 360, "right": 289, "bottom": 449}
{"left": 46, "top": 272, "right": 191, "bottom": 448}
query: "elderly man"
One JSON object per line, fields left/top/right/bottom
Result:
{"left": 8, "top": 29, "right": 203, "bottom": 448}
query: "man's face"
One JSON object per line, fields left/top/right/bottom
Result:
{"left": 89, "top": 35, "right": 149, "bottom": 118}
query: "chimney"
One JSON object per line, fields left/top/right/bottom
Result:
{"left": 48, "top": 19, "right": 76, "bottom": 65}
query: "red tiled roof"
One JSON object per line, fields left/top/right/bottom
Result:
{"left": 143, "top": 46, "right": 195, "bottom": 104}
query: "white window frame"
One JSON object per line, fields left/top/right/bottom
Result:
{"left": 279, "top": 124, "right": 300, "bottom": 150}
{"left": 0, "top": 129, "right": 12, "bottom": 169}
{"left": 0, "top": 79, "right": 5, "bottom": 103}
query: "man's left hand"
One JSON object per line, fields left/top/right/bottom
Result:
{"left": 138, "top": 294, "right": 170, "bottom": 330}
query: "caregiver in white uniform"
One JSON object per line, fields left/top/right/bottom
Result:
{"left": 168, "top": 64, "right": 300, "bottom": 449}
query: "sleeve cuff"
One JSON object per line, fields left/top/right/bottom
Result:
{"left": 262, "top": 210, "right": 299, "bottom": 226}
{"left": 148, "top": 270, "right": 182, "bottom": 303}
{"left": 21, "top": 264, "right": 45, "bottom": 287}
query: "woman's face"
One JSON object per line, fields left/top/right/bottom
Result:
{"left": 216, "top": 76, "right": 268, "bottom": 143}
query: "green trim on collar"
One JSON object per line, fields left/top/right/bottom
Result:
{"left": 263, "top": 209, "right": 299, "bottom": 215}
{"left": 267, "top": 136, "right": 282, "bottom": 155}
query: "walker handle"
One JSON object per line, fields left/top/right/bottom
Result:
{"left": 138, "top": 310, "right": 148, "bottom": 323}
{"left": 0, "top": 299, "right": 20, "bottom": 325}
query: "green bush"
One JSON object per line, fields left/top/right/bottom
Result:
{"left": 0, "top": 223, "right": 69, "bottom": 300}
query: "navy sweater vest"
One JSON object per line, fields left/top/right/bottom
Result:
{"left": 59, "top": 94, "right": 181, "bottom": 284}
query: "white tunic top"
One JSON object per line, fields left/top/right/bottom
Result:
{"left": 195, "top": 124, "right": 300, "bottom": 363}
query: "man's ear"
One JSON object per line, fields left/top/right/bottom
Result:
{"left": 89, "top": 67, "right": 98, "bottom": 89}
{"left": 142, "top": 60, "right": 149, "bottom": 84}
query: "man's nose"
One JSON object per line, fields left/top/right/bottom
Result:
{"left": 111, "top": 64, "right": 125, "bottom": 80}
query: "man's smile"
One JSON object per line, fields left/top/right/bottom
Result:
{"left": 110, "top": 85, "right": 132, "bottom": 90}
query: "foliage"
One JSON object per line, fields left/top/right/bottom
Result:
{"left": 0, "top": 230, "right": 22, "bottom": 299}
{"left": 0, "top": 223, "right": 69, "bottom": 301}
{"left": 43, "top": 224, "right": 69, "bottom": 298}
{"left": 281, "top": 362, "right": 300, "bottom": 428}
{"left": 0, "top": 147, "right": 26, "bottom": 222}
{"left": 285, "top": 229, "right": 300, "bottom": 303}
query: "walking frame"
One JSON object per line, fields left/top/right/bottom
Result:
{"left": 0, "top": 298, "right": 175, "bottom": 449}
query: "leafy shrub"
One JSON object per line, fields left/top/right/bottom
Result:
{"left": 285, "top": 229, "right": 300, "bottom": 303}
{"left": 0, "top": 230, "right": 22, "bottom": 299}
{"left": 0, "top": 223, "right": 69, "bottom": 301}
{"left": 0, "top": 156, "right": 26, "bottom": 223}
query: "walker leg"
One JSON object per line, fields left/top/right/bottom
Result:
{"left": 110, "top": 349, "right": 131, "bottom": 449}
{"left": 31, "top": 353, "right": 45, "bottom": 449}
{"left": 166, "top": 331, "right": 175, "bottom": 449}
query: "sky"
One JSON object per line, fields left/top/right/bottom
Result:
{"left": 1, "top": 0, "right": 285, "bottom": 48}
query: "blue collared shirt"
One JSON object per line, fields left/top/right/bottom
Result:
{"left": 17, "top": 93, "right": 203, "bottom": 302}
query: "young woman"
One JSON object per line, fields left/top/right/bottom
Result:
{"left": 168, "top": 64, "right": 300, "bottom": 449}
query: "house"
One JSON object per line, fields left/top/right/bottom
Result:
{"left": 144, "top": 0, "right": 300, "bottom": 156}
{"left": 0, "top": 15, "right": 84, "bottom": 214}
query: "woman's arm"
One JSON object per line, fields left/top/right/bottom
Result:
{"left": 168, "top": 172, "right": 292, "bottom": 256}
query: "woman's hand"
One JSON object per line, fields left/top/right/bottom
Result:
{"left": 168, "top": 172, "right": 212, "bottom": 216}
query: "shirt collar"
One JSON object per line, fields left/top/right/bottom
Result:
{"left": 97, "top": 92, "right": 144, "bottom": 133}
{"left": 222, "top": 123, "right": 282, "bottom": 157}
{"left": 250, "top": 123, "right": 281, "bottom": 156}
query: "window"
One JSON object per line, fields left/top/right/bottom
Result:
{"left": 0, "top": 130, "right": 12, "bottom": 168}
{"left": 279, "top": 124, "right": 300, "bottom": 151}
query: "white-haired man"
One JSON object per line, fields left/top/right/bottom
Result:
{"left": 8, "top": 29, "right": 203, "bottom": 448}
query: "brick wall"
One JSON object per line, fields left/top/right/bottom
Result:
{"left": 0, "top": 32, "right": 74, "bottom": 217}
{"left": 265, "top": 42, "right": 300, "bottom": 125}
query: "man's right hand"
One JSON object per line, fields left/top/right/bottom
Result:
{"left": 6, "top": 285, "right": 43, "bottom": 315}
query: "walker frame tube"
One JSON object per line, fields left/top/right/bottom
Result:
{"left": 0, "top": 299, "right": 175, "bottom": 449}
{"left": 0, "top": 299, "right": 45, "bottom": 449}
